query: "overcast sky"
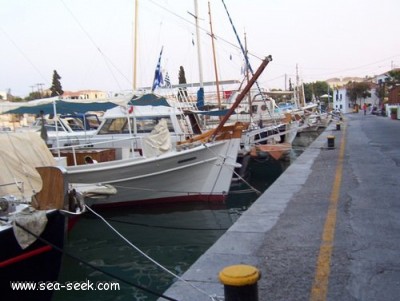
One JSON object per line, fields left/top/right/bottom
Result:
{"left": 1, "top": 0, "right": 399, "bottom": 97}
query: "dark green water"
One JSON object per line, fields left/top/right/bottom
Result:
{"left": 53, "top": 132, "right": 320, "bottom": 301}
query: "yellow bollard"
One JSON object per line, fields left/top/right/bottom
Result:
{"left": 327, "top": 135, "right": 335, "bottom": 148}
{"left": 219, "top": 264, "right": 260, "bottom": 301}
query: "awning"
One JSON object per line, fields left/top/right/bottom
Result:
{"left": 129, "top": 93, "right": 170, "bottom": 107}
{"left": 3, "top": 96, "right": 131, "bottom": 114}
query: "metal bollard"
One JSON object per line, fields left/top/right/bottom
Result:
{"left": 336, "top": 123, "right": 341, "bottom": 131}
{"left": 219, "top": 264, "right": 260, "bottom": 301}
{"left": 327, "top": 135, "right": 335, "bottom": 148}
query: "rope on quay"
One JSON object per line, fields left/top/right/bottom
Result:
{"left": 14, "top": 221, "right": 178, "bottom": 301}
{"left": 86, "top": 205, "right": 225, "bottom": 301}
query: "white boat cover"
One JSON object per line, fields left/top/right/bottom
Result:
{"left": 0, "top": 132, "right": 56, "bottom": 200}
{"left": 142, "top": 118, "right": 172, "bottom": 157}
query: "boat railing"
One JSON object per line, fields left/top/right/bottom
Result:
{"left": 49, "top": 131, "right": 190, "bottom": 166}
{"left": 49, "top": 135, "right": 147, "bottom": 166}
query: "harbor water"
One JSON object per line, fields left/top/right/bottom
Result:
{"left": 53, "top": 131, "right": 321, "bottom": 301}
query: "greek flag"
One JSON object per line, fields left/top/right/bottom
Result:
{"left": 151, "top": 46, "right": 164, "bottom": 92}
{"left": 164, "top": 72, "right": 171, "bottom": 88}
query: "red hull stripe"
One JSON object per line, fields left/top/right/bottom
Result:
{"left": 0, "top": 245, "right": 52, "bottom": 268}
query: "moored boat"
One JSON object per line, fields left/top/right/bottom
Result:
{"left": 61, "top": 57, "right": 273, "bottom": 207}
{"left": 0, "top": 132, "right": 87, "bottom": 301}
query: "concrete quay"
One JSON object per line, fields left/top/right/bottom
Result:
{"left": 160, "top": 113, "right": 400, "bottom": 301}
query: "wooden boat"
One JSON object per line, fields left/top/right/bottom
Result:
{"left": 250, "top": 142, "right": 292, "bottom": 161}
{"left": 64, "top": 121, "right": 245, "bottom": 207}
{"left": 61, "top": 57, "right": 272, "bottom": 207}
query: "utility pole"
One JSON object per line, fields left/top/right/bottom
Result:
{"left": 37, "top": 83, "right": 44, "bottom": 97}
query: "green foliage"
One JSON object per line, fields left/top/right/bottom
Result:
{"left": 24, "top": 91, "right": 43, "bottom": 101}
{"left": 303, "top": 81, "right": 330, "bottom": 102}
{"left": 375, "top": 84, "right": 385, "bottom": 100}
{"left": 50, "top": 70, "right": 63, "bottom": 97}
{"left": 390, "top": 107, "right": 398, "bottom": 114}
{"left": 303, "top": 83, "right": 313, "bottom": 102}
{"left": 388, "top": 70, "right": 400, "bottom": 83}
{"left": 10, "top": 97, "right": 24, "bottom": 102}
{"left": 346, "top": 81, "right": 371, "bottom": 104}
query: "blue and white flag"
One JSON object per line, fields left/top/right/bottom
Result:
{"left": 164, "top": 71, "right": 171, "bottom": 88}
{"left": 152, "top": 46, "right": 164, "bottom": 92}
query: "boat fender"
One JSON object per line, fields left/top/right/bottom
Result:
{"left": 68, "top": 189, "right": 85, "bottom": 213}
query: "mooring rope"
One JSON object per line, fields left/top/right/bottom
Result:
{"left": 86, "top": 205, "right": 223, "bottom": 301}
{"left": 201, "top": 142, "right": 261, "bottom": 195}
{"left": 14, "top": 220, "right": 178, "bottom": 301}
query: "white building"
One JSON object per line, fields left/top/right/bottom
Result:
{"left": 333, "top": 84, "right": 379, "bottom": 114}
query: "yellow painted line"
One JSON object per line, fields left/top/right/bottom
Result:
{"left": 310, "top": 124, "right": 347, "bottom": 301}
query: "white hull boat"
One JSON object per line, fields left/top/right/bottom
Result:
{"left": 64, "top": 132, "right": 241, "bottom": 207}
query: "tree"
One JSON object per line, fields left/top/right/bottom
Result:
{"left": 303, "top": 83, "right": 313, "bottom": 102}
{"left": 24, "top": 91, "right": 42, "bottom": 101}
{"left": 346, "top": 81, "right": 371, "bottom": 106}
{"left": 178, "top": 66, "right": 188, "bottom": 100}
{"left": 387, "top": 70, "right": 400, "bottom": 86}
{"left": 50, "top": 70, "right": 63, "bottom": 97}
{"left": 303, "top": 81, "right": 330, "bottom": 102}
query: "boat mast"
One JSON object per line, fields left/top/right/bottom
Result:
{"left": 294, "top": 64, "right": 300, "bottom": 108}
{"left": 193, "top": 0, "right": 204, "bottom": 89}
{"left": 208, "top": 1, "right": 221, "bottom": 109}
{"left": 244, "top": 31, "right": 251, "bottom": 105}
{"left": 133, "top": 0, "right": 138, "bottom": 91}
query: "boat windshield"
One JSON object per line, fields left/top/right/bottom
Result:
{"left": 33, "top": 119, "right": 68, "bottom": 133}
{"left": 98, "top": 117, "right": 175, "bottom": 134}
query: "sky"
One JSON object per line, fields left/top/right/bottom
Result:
{"left": 1, "top": 0, "right": 399, "bottom": 97}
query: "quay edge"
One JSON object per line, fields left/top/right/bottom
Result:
{"left": 159, "top": 120, "right": 332, "bottom": 300}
